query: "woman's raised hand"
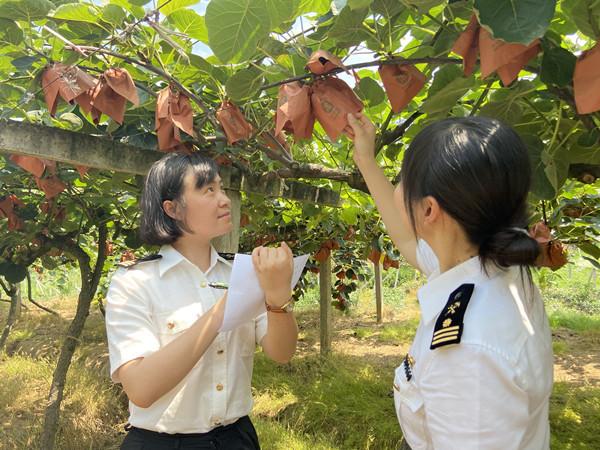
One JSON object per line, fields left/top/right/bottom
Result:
{"left": 347, "top": 112, "right": 377, "bottom": 168}
{"left": 252, "top": 242, "right": 294, "bottom": 307}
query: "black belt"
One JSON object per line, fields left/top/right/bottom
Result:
{"left": 126, "top": 415, "right": 248, "bottom": 439}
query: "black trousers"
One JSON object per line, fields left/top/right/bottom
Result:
{"left": 120, "top": 416, "right": 260, "bottom": 450}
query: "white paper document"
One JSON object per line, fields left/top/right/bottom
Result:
{"left": 219, "top": 253, "right": 309, "bottom": 332}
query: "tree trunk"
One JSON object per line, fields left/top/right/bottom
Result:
{"left": 0, "top": 283, "right": 21, "bottom": 352}
{"left": 319, "top": 255, "right": 332, "bottom": 356}
{"left": 14, "top": 282, "right": 22, "bottom": 320}
{"left": 374, "top": 262, "right": 383, "bottom": 324}
{"left": 39, "top": 225, "right": 107, "bottom": 450}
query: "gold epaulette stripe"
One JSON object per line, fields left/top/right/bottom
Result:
{"left": 431, "top": 334, "right": 460, "bottom": 346}
{"left": 433, "top": 325, "right": 460, "bottom": 336}
{"left": 432, "top": 329, "right": 460, "bottom": 341}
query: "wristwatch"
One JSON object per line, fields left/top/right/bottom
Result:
{"left": 265, "top": 298, "right": 295, "bottom": 313}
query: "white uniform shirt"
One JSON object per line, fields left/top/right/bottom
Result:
{"left": 105, "top": 245, "right": 268, "bottom": 434}
{"left": 394, "top": 240, "right": 553, "bottom": 450}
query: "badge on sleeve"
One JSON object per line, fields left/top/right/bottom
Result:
{"left": 117, "top": 254, "right": 162, "bottom": 269}
{"left": 430, "top": 283, "right": 474, "bottom": 350}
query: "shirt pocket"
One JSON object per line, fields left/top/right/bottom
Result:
{"left": 393, "top": 365, "right": 427, "bottom": 449}
{"left": 154, "top": 303, "right": 203, "bottom": 346}
{"left": 393, "top": 365, "right": 424, "bottom": 414}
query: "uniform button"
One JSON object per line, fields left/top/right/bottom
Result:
{"left": 200, "top": 281, "right": 208, "bottom": 288}
{"left": 216, "top": 383, "right": 224, "bottom": 391}
{"left": 217, "top": 349, "right": 224, "bottom": 355}
{"left": 167, "top": 321, "right": 175, "bottom": 330}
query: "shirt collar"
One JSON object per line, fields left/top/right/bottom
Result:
{"left": 158, "top": 245, "right": 231, "bottom": 277}
{"left": 417, "top": 256, "right": 500, "bottom": 326}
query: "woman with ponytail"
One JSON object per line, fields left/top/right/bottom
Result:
{"left": 348, "top": 114, "right": 552, "bottom": 449}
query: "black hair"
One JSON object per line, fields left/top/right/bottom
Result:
{"left": 139, "top": 152, "right": 219, "bottom": 245}
{"left": 401, "top": 116, "right": 539, "bottom": 268}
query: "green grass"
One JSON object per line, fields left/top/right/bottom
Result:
{"left": 252, "top": 418, "right": 337, "bottom": 450}
{"left": 252, "top": 353, "right": 401, "bottom": 449}
{"left": 0, "top": 353, "right": 126, "bottom": 450}
{"left": 550, "top": 383, "right": 600, "bottom": 450}
{"left": 548, "top": 309, "right": 600, "bottom": 334}
{"left": 353, "top": 318, "right": 419, "bottom": 344}
{"left": 553, "top": 340, "right": 569, "bottom": 355}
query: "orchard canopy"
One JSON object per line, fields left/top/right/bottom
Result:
{"left": 1, "top": 0, "right": 600, "bottom": 293}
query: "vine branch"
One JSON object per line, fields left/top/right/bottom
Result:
{"left": 259, "top": 57, "right": 461, "bottom": 91}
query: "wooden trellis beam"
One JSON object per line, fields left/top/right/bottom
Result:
{"left": 0, "top": 120, "right": 340, "bottom": 206}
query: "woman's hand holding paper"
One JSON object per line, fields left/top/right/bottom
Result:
{"left": 251, "top": 242, "right": 294, "bottom": 306}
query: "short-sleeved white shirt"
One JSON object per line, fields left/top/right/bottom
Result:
{"left": 105, "top": 245, "right": 268, "bottom": 434}
{"left": 394, "top": 240, "right": 553, "bottom": 449}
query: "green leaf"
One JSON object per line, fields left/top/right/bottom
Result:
{"left": 563, "top": 0, "right": 600, "bottom": 39}
{"left": 265, "top": 0, "right": 300, "bottom": 30}
{"left": 297, "top": 0, "right": 330, "bottom": 15}
{"left": 124, "top": 229, "right": 143, "bottom": 249}
{"left": 225, "top": 66, "right": 264, "bottom": 102}
{"left": 0, "top": 83, "right": 25, "bottom": 103}
{"left": 51, "top": 3, "right": 99, "bottom": 24}
{"left": 0, "top": 261, "right": 27, "bottom": 283}
{"left": 404, "top": 0, "right": 446, "bottom": 12}
{"left": 53, "top": 112, "right": 83, "bottom": 131}
{"left": 421, "top": 74, "right": 474, "bottom": 116}
{"left": 188, "top": 53, "right": 215, "bottom": 75}
{"left": 109, "top": 0, "right": 145, "bottom": 18}
{"left": 524, "top": 134, "right": 556, "bottom": 200}
{"left": 349, "top": 0, "right": 372, "bottom": 9}
{"left": 384, "top": 142, "right": 402, "bottom": 160}
{"left": 579, "top": 242, "right": 600, "bottom": 260}
{"left": 371, "top": 0, "right": 404, "bottom": 18}
{"left": 474, "top": 0, "right": 557, "bottom": 44}
{"left": 11, "top": 55, "right": 38, "bottom": 70}
{"left": 328, "top": 6, "right": 370, "bottom": 44}
{"left": 102, "top": 4, "right": 127, "bottom": 27}
{"left": 0, "top": 0, "right": 54, "bottom": 21}
{"left": 159, "top": 0, "right": 200, "bottom": 16}
{"left": 432, "top": 26, "right": 460, "bottom": 56}
{"left": 354, "top": 76, "right": 385, "bottom": 107}
{"left": 479, "top": 100, "right": 523, "bottom": 125}
{"left": 62, "top": 21, "right": 109, "bottom": 40}
{"left": 427, "top": 64, "right": 463, "bottom": 97}
{"left": 576, "top": 129, "right": 600, "bottom": 148}
{"left": 340, "top": 205, "right": 359, "bottom": 225}
{"left": 582, "top": 255, "right": 600, "bottom": 269}
{"left": 205, "top": 0, "right": 270, "bottom": 63}
{"left": 542, "top": 146, "right": 569, "bottom": 194}
{"left": 568, "top": 140, "right": 600, "bottom": 165}
{"left": 168, "top": 8, "right": 208, "bottom": 42}
{"left": 540, "top": 43, "right": 576, "bottom": 87}
{"left": 0, "top": 18, "right": 23, "bottom": 45}
{"left": 258, "top": 37, "right": 288, "bottom": 57}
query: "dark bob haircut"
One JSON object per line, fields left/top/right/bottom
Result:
{"left": 401, "top": 116, "right": 539, "bottom": 268}
{"left": 139, "top": 152, "right": 219, "bottom": 246}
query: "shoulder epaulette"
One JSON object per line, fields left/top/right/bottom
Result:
{"left": 218, "top": 252, "right": 235, "bottom": 261}
{"left": 117, "top": 254, "right": 162, "bottom": 269}
{"left": 430, "top": 283, "right": 474, "bottom": 350}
